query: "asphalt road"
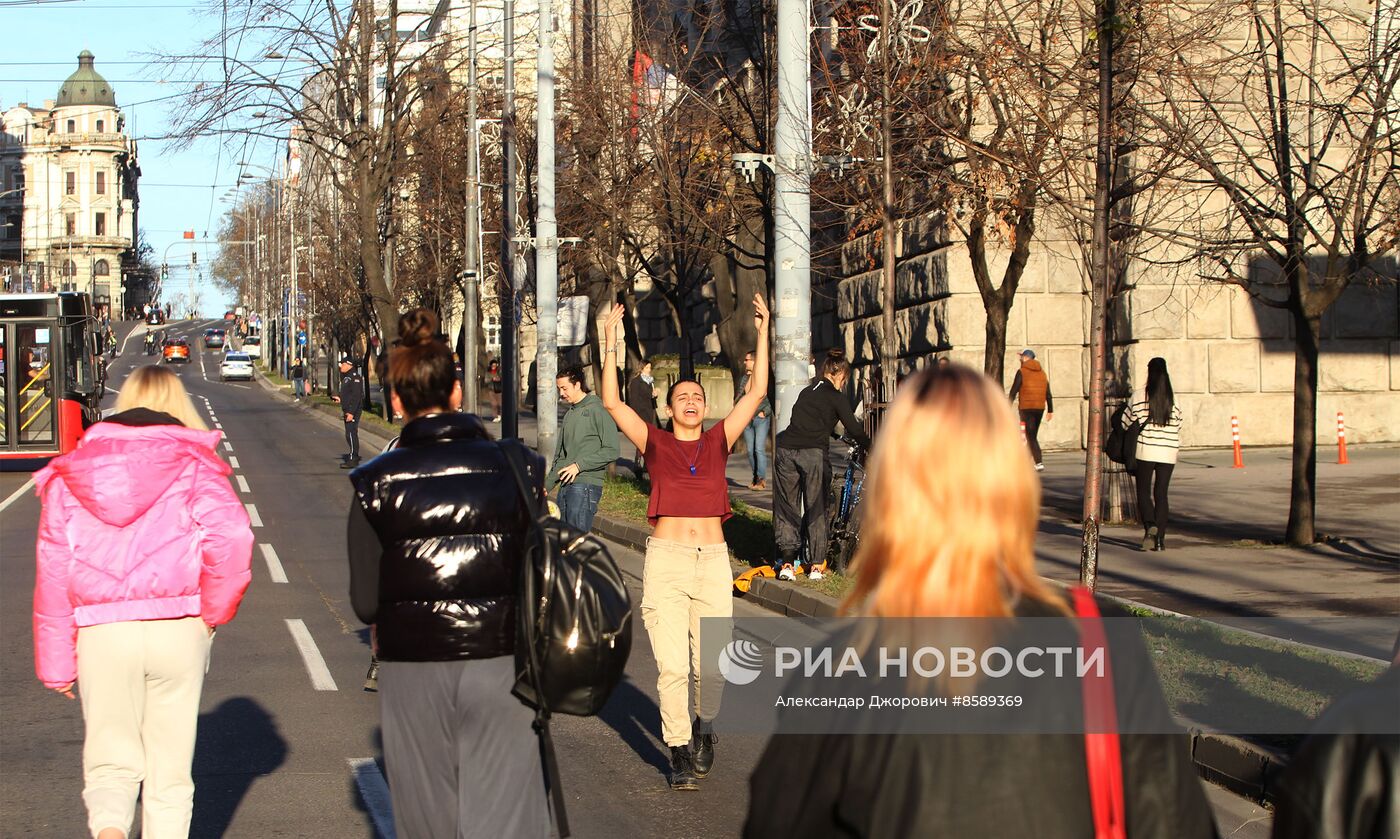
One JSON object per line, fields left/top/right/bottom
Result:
{"left": 0, "top": 318, "right": 1271, "bottom": 837}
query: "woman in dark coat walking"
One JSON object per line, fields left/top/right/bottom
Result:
{"left": 346, "top": 309, "right": 548, "bottom": 838}
{"left": 745, "top": 364, "right": 1216, "bottom": 839}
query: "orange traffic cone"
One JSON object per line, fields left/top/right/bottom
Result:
{"left": 1231, "top": 416, "right": 1244, "bottom": 469}
{"left": 1337, "top": 412, "right": 1349, "bottom": 465}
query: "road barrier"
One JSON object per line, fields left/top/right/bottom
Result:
{"left": 1336, "top": 411, "right": 1349, "bottom": 465}
{"left": 1231, "top": 416, "right": 1244, "bottom": 469}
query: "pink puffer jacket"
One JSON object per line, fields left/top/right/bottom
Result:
{"left": 33, "top": 416, "right": 254, "bottom": 689}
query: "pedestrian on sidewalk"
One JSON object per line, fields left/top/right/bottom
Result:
{"left": 745, "top": 363, "right": 1215, "bottom": 839}
{"left": 600, "top": 294, "right": 770, "bottom": 792}
{"left": 548, "top": 366, "right": 620, "bottom": 533}
{"left": 626, "top": 360, "right": 659, "bottom": 472}
{"left": 740, "top": 350, "right": 772, "bottom": 491}
{"left": 485, "top": 357, "right": 503, "bottom": 420}
{"left": 773, "top": 350, "right": 871, "bottom": 582}
{"left": 1009, "top": 348, "right": 1053, "bottom": 471}
{"left": 33, "top": 365, "right": 254, "bottom": 839}
{"left": 290, "top": 356, "right": 306, "bottom": 400}
{"left": 333, "top": 355, "right": 364, "bottom": 468}
{"left": 1122, "top": 357, "right": 1183, "bottom": 552}
{"left": 346, "top": 309, "right": 550, "bottom": 839}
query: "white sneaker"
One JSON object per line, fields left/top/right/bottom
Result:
{"left": 1035, "top": 462, "right": 1045, "bottom": 472}
{"left": 778, "top": 564, "right": 796, "bottom": 582}
{"left": 808, "top": 566, "right": 825, "bottom": 581}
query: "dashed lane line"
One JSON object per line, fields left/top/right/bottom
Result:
{"left": 259, "top": 543, "right": 289, "bottom": 584}
{"left": 236, "top": 475, "right": 251, "bottom": 494}
{"left": 285, "top": 619, "right": 338, "bottom": 691}
{"left": 348, "top": 759, "right": 397, "bottom": 839}
{"left": 223, "top": 442, "right": 233, "bottom": 453}
{"left": 245, "top": 504, "right": 263, "bottom": 527}
{"left": 228, "top": 456, "right": 240, "bottom": 469}
{"left": 0, "top": 478, "right": 36, "bottom": 514}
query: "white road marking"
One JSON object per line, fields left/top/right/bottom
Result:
{"left": 286, "top": 619, "right": 338, "bottom": 691}
{"left": 214, "top": 422, "right": 223, "bottom": 429}
{"left": 228, "top": 384, "right": 250, "bottom": 390}
{"left": 228, "top": 456, "right": 240, "bottom": 469}
{"left": 348, "top": 759, "right": 397, "bottom": 838}
{"left": 223, "top": 441, "right": 233, "bottom": 452}
{"left": 259, "top": 543, "right": 289, "bottom": 584}
{"left": 105, "top": 386, "right": 121, "bottom": 394}
{"left": 245, "top": 503, "right": 263, "bottom": 527}
{"left": 236, "top": 475, "right": 251, "bottom": 494}
{"left": 0, "top": 478, "right": 37, "bottom": 513}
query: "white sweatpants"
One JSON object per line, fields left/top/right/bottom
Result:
{"left": 76, "top": 617, "right": 211, "bottom": 839}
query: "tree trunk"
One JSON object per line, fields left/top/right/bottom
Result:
{"left": 1285, "top": 308, "right": 1321, "bottom": 545}
{"left": 983, "top": 295, "right": 1009, "bottom": 384}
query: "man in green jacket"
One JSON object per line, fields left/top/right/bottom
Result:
{"left": 549, "top": 366, "right": 620, "bottom": 531}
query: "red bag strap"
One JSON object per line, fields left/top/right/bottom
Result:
{"left": 1072, "top": 586, "right": 1127, "bottom": 839}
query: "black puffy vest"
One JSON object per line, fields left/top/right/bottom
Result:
{"left": 349, "top": 413, "right": 543, "bottom": 662}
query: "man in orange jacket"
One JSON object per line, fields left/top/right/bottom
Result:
{"left": 1009, "top": 349, "right": 1053, "bottom": 471}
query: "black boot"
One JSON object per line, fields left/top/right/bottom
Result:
{"left": 1155, "top": 532, "right": 1166, "bottom": 552}
{"left": 669, "top": 746, "right": 699, "bottom": 791}
{"left": 691, "top": 717, "right": 717, "bottom": 778}
{"left": 1141, "top": 526, "right": 1158, "bottom": 552}
{"left": 363, "top": 657, "right": 379, "bottom": 692}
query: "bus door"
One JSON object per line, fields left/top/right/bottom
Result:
{"left": 0, "top": 321, "right": 59, "bottom": 450}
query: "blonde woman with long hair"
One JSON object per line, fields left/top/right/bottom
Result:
{"left": 34, "top": 365, "right": 253, "bottom": 839}
{"left": 744, "top": 364, "right": 1215, "bottom": 838}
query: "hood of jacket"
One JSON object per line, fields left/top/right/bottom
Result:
{"left": 35, "top": 413, "right": 228, "bottom": 528}
{"left": 1021, "top": 359, "right": 1044, "bottom": 374}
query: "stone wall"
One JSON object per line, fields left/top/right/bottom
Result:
{"left": 834, "top": 215, "right": 1400, "bottom": 449}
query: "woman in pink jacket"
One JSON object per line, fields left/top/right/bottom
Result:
{"left": 33, "top": 364, "right": 254, "bottom": 839}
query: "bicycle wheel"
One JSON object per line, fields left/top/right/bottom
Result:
{"left": 834, "top": 511, "right": 862, "bottom": 574}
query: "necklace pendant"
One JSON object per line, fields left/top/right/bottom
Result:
{"left": 689, "top": 465, "right": 697, "bottom": 475}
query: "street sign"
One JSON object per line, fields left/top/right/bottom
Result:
{"left": 558, "top": 295, "right": 589, "bottom": 347}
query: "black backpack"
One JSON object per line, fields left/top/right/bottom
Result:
{"left": 498, "top": 442, "right": 633, "bottom": 838}
{"left": 1105, "top": 403, "right": 1142, "bottom": 469}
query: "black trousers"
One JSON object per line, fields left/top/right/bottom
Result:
{"left": 774, "top": 446, "right": 829, "bottom": 565}
{"left": 345, "top": 416, "right": 361, "bottom": 461}
{"left": 1020, "top": 409, "right": 1045, "bottom": 464}
{"left": 1135, "top": 460, "right": 1175, "bottom": 536}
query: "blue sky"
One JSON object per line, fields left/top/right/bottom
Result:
{"left": 0, "top": 0, "right": 284, "bottom": 314}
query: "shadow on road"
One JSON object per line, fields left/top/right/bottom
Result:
{"left": 597, "top": 678, "right": 669, "bottom": 778}
{"left": 190, "top": 697, "right": 288, "bottom": 838}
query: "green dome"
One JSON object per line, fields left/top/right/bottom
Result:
{"left": 56, "top": 50, "right": 116, "bottom": 108}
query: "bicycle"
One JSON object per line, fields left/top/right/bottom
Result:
{"left": 823, "top": 436, "right": 868, "bottom": 576}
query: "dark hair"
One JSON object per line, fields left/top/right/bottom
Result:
{"left": 388, "top": 308, "right": 456, "bottom": 418}
{"left": 1145, "top": 357, "right": 1175, "bottom": 426}
{"left": 820, "top": 348, "right": 850, "bottom": 381}
{"left": 556, "top": 365, "right": 589, "bottom": 392}
{"left": 667, "top": 378, "right": 706, "bottom": 406}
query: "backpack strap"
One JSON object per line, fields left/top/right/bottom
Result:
{"left": 1072, "top": 587, "right": 1126, "bottom": 839}
{"left": 497, "top": 440, "right": 572, "bottom": 837}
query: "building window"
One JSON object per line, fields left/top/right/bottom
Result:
{"left": 95, "top": 213, "right": 106, "bottom": 236}
{"left": 96, "top": 119, "right": 104, "bottom": 133}
{"left": 61, "top": 259, "right": 76, "bottom": 277}
{"left": 65, "top": 171, "right": 76, "bottom": 195}
{"left": 65, "top": 213, "right": 76, "bottom": 236}
{"left": 96, "top": 171, "right": 106, "bottom": 194}
{"left": 4, "top": 214, "right": 18, "bottom": 239}
{"left": 94, "top": 259, "right": 110, "bottom": 276}
{"left": 67, "top": 119, "right": 76, "bottom": 133}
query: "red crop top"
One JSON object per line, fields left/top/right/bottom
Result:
{"left": 644, "top": 422, "right": 732, "bottom": 525}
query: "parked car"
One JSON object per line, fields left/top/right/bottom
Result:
{"left": 203, "top": 328, "right": 226, "bottom": 349}
{"left": 242, "top": 334, "right": 262, "bottom": 359}
{"left": 162, "top": 338, "right": 190, "bottom": 364}
{"left": 146, "top": 309, "right": 166, "bottom": 325}
{"left": 220, "top": 352, "right": 254, "bottom": 381}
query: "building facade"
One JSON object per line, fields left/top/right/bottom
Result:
{"left": 1, "top": 51, "right": 141, "bottom": 314}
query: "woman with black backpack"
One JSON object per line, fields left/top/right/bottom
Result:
{"left": 1121, "top": 357, "right": 1184, "bottom": 552}
{"left": 345, "top": 309, "right": 550, "bottom": 838}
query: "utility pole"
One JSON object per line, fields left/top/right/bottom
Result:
{"left": 1080, "top": 0, "right": 1115, "bottom": 589}
{"left": 461, "top": 0, "right": 481, "bottom": 417}
{"left": 771, "top": 0, "right": 811, "bottom": 432}
{"left": 535, "top": 0, "right": 559, "bottom": 465}
{"left": 287, "top": 189, "right": 297, "bottom": 380}
{"left": 500, "top": 0, "right": 519, "bottom": 439}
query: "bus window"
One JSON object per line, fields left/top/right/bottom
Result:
{"left": 16, "top": 324, "right": 56, "bottom": 445}
{"left": 0, "top": 327, "right": 7, "bottom": 447}
{"left": 66, "top": 320, "right": 91, "bottom": 394}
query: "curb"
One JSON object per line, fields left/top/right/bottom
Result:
{"left": 739, "top": 574, "right": 1289, "bottom": 804}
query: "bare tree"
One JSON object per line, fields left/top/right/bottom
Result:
{"left": 1147, "top": 0, "right": 1399, "bottom": 545}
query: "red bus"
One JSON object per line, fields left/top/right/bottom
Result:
{"left": 0, "top": 292, "right": 103, "bottom": 469}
